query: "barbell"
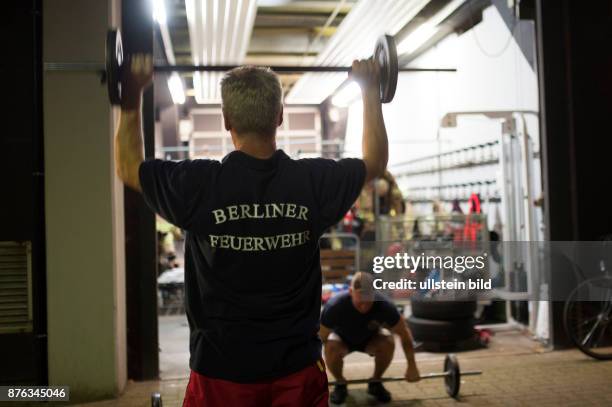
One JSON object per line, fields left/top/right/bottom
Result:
{"left": 147, "top": 355, "right": 479, "bottom": 405}
{"left": 44, "top": 28, "right": 457, "bottom": 106}
{"left": 328, "top": 354, "right": 482, "bottom": 399}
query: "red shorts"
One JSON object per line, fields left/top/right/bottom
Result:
{"left": 182, "top": 360, "right": 329, "bottom": 407}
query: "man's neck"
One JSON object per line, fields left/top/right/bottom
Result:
{"left": 235, "top": 135, "right": 277, "bottom": 159}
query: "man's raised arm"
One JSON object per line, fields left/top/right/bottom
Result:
{"left": 351, "top": 59, "right": 389, "bottom": 182}
{"left": 114, "top": 54, "right": 153, "bottom": 192}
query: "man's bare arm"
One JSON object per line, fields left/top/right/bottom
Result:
{"left": 115, "top": 110, "right": 144, "bottom": 192}
{"left": 319, "top": 324, "right": 332, "bottom": 343}
{"left": 351, "top": 59, "right": 389, "bottom": 182}
{"left": 391, "top": 318, "right": 420, "bottom": 382}
{"left": 114, "top": 54, "right": 153, "bottom": 192}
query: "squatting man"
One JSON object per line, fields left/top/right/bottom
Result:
{"left": 319, "top": 272, "right": 421, "bottom": 404}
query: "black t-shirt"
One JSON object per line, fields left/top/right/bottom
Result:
{"left": 139, "top": 149, "right": 365, "bottom": 382}
{"left": 320, "top": 292, "right": 400, "bottom": 347}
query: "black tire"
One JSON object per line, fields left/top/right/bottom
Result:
{"left": 407, "top": 316, "right": 475, "bottom": 342}
{"left": 563, "top": 277, "right": 612, "bottom": 360}
{"left": 411, "top": 300, "right": 476, "bottom": 320}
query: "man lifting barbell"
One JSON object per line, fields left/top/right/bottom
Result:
{"left": 114, "top": 52, "right": 388, "bottom": 405}
{"left": 319, "top": 272, "right": 420, "bottom": 404}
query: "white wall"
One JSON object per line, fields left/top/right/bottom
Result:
{"left": 344, "top": 6, "right": 541, "bottom": 215}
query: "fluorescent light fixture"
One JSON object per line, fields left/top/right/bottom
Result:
{"left": 331, "top": 82, "right": 361, "bottom": 108}
{"left": 168, "top": 73, "right": 186, "bottom": 104}
{"left": 257, "top": 0, "right": 291, "bottom": 6}
{"left": 179, "top": 120, "right": 193, "bottom": 142}
{"left": 286, "top": 0, "right": 431, "bottom": 104}
{"left": 397, "top": 23, "right": 436, "bottom": 55}
{"left": 186, "top": 0, "right": 257, "bottom": 104}
{"left": 328, "top": 106, "right": 341, "bottom": 122}
{"left": 153, "top": 0, "right": 167, "bottom": 24}
{"left": 154, "top": 0, "right": 181, "bottom": 102}
{"left": 397, "top": 0, "right": 467, "bottom": 56}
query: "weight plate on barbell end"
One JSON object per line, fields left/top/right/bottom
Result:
{"left": 444, "top": 354, "right": 461, "bottom": 398}
{"left": 374, "top": 34, "right": 398, "bottom": 104}
{"left": 151, "top": 392, "right": 162, "bottom": 407}
{"left": 106, "top": 29, "right": 123, "bottom": 106}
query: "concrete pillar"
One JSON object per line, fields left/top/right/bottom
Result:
{"left": 43, "top": 0, "right": 126, "bottom": 401}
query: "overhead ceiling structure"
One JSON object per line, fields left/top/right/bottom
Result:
{"left": 157, "top": 0, "right": 490, "bottom": 107}
{"left": 185, "top": 0, "right": 258, "bottom": 104}
{"left": 286, "top": 0, "right": 432, "bottom": 104}
{"left": 159, "top": 0, "right": 357, "bottom": 106}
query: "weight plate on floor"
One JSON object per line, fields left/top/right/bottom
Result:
{"left": 444, "top": 354, "right": 460, "bottom": 398}
{"left": 373, "top": 34, "right": 398, "bottom": 103}
{"left": 106, "top": 29, "right": 123, "bottom": 105}
{"left": 151, "top": 392, "right": 162, "bottom": 407}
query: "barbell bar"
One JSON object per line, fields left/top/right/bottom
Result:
{"left": 328, "top": 354, "right": 482, "bottom": 399}
{"left": 44, "top": 62, "right": 456, "bottom": 74}
{"left": 44, "top": 29, "right": 456, "bottom": 106}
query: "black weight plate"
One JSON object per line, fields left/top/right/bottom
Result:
{"left": 106, "top": 29, "right": 123, "bottom": 105}
{"left": 444, "top": 354, "right": 460, "bottom": 398}
{"left": 151, "top": 392, "right": 162, "bottom": 407}
{"left": 373, "top": 34, "right": 398, "bottom": 103}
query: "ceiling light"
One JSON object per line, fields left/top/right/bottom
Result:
{"left": 328, "top": 106, "right": 341, "bottom": 122}
{"left": 331, "top": 82, "right": 361, "bottom": 108}
{"left": 286, "top": 0, "right": 431, "bottom": 104}
{"left": 256, "top": 0, "right": 292, "bottom": 6}
{"left": 179, "top": 120, "right": 193, "bottom": 142}
{"left": 153, "top": 0, "right": 167, "bottom": 24}
{"left": 168, "top": 73, "right": 186, "bottom": 104}
{"left": 397, "top": 23, "right": 436, "bottom": 55}
{"left": 186, "top": 0, "right": 258, "bottom": 104}
{"left": 397, "top": 0, "right": 467, "bottom": 56}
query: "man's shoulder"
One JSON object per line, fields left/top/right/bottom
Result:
{"left": 297, "top": 157, "right": 363, "bottom": 166}
{"left": 142, "top": 158, "right": 220, "bottom": 169}
{"left": 297, "top": 157, "right": 334, "bottom": 165}
{"left": 325, "top": 291, "right": 351, "bottom": 309}
{"left": 189, "top": 158, "right": 221, "bottom": 167}
{"left": 296, "top": 157, "right": 365, "bottom": 175}
{"left": 373, "top": 293, "right": 399, "bottom": 314}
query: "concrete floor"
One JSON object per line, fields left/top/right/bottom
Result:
{"left": 158, "top": 315, "right": 190, "bottom": 381}
{"left": 156, "top": 315, "right": 543, "bottom": 380}
{"left": 75, "top": 320, "right": 612, "bottom": 406}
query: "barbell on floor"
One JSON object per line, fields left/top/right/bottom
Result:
{"left": 148, "top": 355, "right": 481, "bottom": 405}
{"left": 44, "top": 28, "right": 457, "bottom": 106}
{"left": 328, "top": 354, "right": 482, "bottom": 399}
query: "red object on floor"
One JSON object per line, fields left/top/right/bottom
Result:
{"left": 476, "top": 328, "right": 493, "bottom": 346}
{"left": 183, "top": 360, "right": 329, "bottom": 407}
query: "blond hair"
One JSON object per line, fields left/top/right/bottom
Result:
{"left": 220, "top": 66, "right": 283, "bottom": 137}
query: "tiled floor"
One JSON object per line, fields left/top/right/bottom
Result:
{"left": 75, "top": 328, "right": 612, "bottom": 406}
